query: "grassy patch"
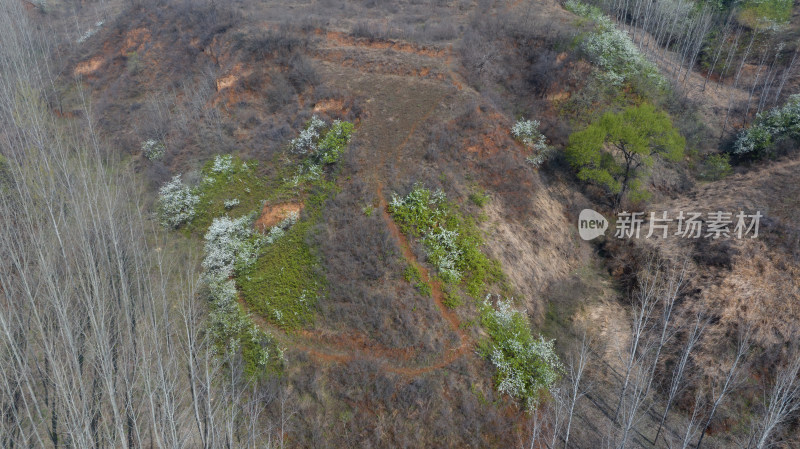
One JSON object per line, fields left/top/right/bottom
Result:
{"left": 469, "top": 190, "right": 489, "bottom": 208}
{"left": 740, "top": 0, "right": 793, "bottom": 28}
{"left": 238, "top": 218, "right": 321, "bottom": 330}
{"left": 235, "top": 118, "right": 352, "bottom": 330}
{"left": 185, "top": 155, "right": 267, "bottom": 235}
{"left": 403, "top": 264, "right": 432, "bottom": 297}
{"left": 442, "top": 283, "right": 463, "bottom": 308}
{"left": 158, "top": 117, "right": 354, "bottom": 375}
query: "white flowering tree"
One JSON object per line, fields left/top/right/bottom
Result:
{"left": 565, "top": 0, "right": 664, "bottom": 90}
{"left": 289, "top": 116, "right": 326, "bottom": 155}
{"left": 210, "top": 154, "right": 235, "bottom": 175}
{"left": 200, "top": 212, "right": 293, "bottom": 371}
{"left": 141, "top": 139, "right": 165, "bottom": 161}
{"left": 511, "top": 118, "right": 554, "bottom": 167}
{"left": 203, "top": 215, "right": 265, "bottom": 280}
{"left": 481, "top": 296, "right": 563, "bottom": 410}
{"left": 158, "top": 174, "right": 199, "bottom": 228}
{"left": 733, "top": 94, "right": 800, "bottom": 157}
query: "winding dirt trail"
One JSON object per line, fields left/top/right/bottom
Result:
{"left": 240, "top": 79, "right": 476, "bottom": 378}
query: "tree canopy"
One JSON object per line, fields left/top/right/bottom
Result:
{"left": 565, "top": 103, "right": 685, "bottom": 208}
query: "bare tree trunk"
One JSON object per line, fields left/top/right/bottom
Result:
{"left": 695, "top": 327, "right": 751, "bottom": 449}
{"left": 655, "top": 314, "right": 706, "bottom": 444}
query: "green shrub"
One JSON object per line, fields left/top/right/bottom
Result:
{"left": 699, "top": 153, "right": 733, "bottom": 180}
{"left": 403, "top": 264, "right": 432, "bottom": 297}
{"left": 442, "top": 283, "right": 463, "bottom": 308}
{"left": 469, "top": 191, "right": 489, "bottom": 208}
{"left": 203, "top": 277, "right": 283, "bottom": 378}
{"left": 389, "top": 184, "right": 503, "bottom": 300}
{"left": 316, "top": 120, "right": 355, "bottom": 165}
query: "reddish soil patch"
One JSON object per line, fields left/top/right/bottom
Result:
{"left": 74, "top": 56, "right": 104, "bottom": 76}
{"left": 121, "top": 27, "right": 151, "bottom": 55}
{"left": 254, "top": 202, "right": 303, "bottom": 232}
{"left": 312, "top": 98, "right": 347, "bottom": 114}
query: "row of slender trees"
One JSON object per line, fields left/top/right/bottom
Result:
{"left": 0, "top": 0, "right": 289, "bottom": 447}
{"left": 529, "top": 258, "right": 800, "bottom": 448}
{"left": 589, "top": 0, "right": 799, "bottom": 133}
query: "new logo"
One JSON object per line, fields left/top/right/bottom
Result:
{"left": 578, "top": 209, "right": 608, "bottom": 240}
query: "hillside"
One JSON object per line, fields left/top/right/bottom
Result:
{"left": 2, "top": 0, "right": 800, "bottom": 447}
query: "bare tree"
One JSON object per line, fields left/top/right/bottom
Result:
{"left": 655, "top": 313, "right": 707, "bottom": 444}
{"left": 695, "top": 326, "right": 752, "bottom": 449}
{"left": 746, "top": 344, "right": 800, "bottom": 449}
{"left": 0, "top": 1, "right": 287, "bottom": 447}
{"left": 563, "top": 333, "right": 591, "bottom": 449}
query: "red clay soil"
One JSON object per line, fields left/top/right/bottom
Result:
{"left": 254, "top": 202, "right": 303, "bottom": 232}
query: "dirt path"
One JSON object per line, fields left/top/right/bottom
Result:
{"left": 239, "top": 68, "right": 476, "bottom": 378}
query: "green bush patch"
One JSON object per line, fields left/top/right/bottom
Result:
{"left": 389, "top": 184, "right": 503, "bottom": 303}
{"left": 157, "top": 117, "right": 355, "bottom": 375}
{"left": 740, "top": 0, "right": 793, "bottom": 28}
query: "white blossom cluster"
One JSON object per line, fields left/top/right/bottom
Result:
{"left": 391, "top": 186, "right": 463, "bottom": 281}
{"left": 490, "top": 336, "right": 562, "bottom": 410}
{"left": 204, "top": 278, "right": 248, "bottom": 352}
{"left": 422, "top": 227, "right": 462, "bottom": 282}
{"left": 483, "top": 296, "right": 563, "bottom": 410}
{"left": 263, "top": 211, "right": 299, "bottom": 245}
{"left": 525, "top": 148, "right": 556, "bottom": 168}
{"left": 211, "top": 154, "right": 235, "bottom": 175}
{"left": 201, "top": 214, "right": 289, "bottom": 366}
{"left": 289, "top": 116, "right": 326, "bottom": 155}
{"left": 141, "top": 139, "right": 165, "bottom": 161}
{"left": 223, "top": 198, "right": 240, "bottom": 210}
{"left": 734, "top": 94, "right": 800, "bottom": 155}
{"left": 389, "top": 186, "right": 446, "bottom": 222}
{"left": 202, "top": 215, "right": 264, "bottom": 280}
{"left": 77, "top": 21, "right": 104, "bottom": 44}
{"left": 203, "top": 253, "right": 280, "bottom": 364}
{"left": 566, "top": 0, "right": 664, "bottom": 88}
{"left": 158, "top": 174, "right": 199, "bottom": 228}
{"left": 291, "top": 163, "right": 322, "bottom": 186}
{"left": 511, "top": 119, "right": 555, "bottom": 168}
{"left": 511, "top": 119, "right": 547, "bottom": 150}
